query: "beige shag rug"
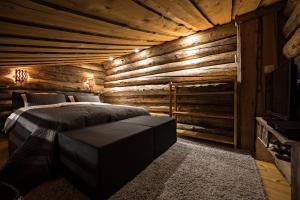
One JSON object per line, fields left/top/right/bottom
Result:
{"left": 22, "top": 138, "right": 265, "bottom": 200}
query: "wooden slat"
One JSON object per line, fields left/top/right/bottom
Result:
{"left": 193, "top": 0, "right": 232, "bottom": 25}
{"left": 173, "top": 111, "right": 234, "bottom": 120}
{"left": 177, "top": 123, "right": 233, "bottom": 136}
{"left": 174, "top": 91, "right": 233, "bottom": 96}
{"left": 177, "top": 129, "right": 234, "bottom": 145}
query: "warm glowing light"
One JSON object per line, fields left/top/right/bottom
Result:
{"left": 15, "top": 69, "right": 28, "bottom": 83}
{"left": 84, "top": 77, "right": 95, "bottom": 91}
{"left": 184, "top": 49, "right": 199, "bottom": 56}
{"left": 85, "top": 73, "right": 94, "bottom": 79}
{"left": 108, "top": 57, "right": 114, "bottom": 61}
{"left": 113, "top": 59, "right": 123, "bottom": 66}
{"left": 182, "top": 34, "right": 200, "bottom": 45}
{"left": 134, "top": 48, "right": 140, "bottom": 53}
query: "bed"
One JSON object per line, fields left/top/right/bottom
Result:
{"left": 0, "top": 92, "right": 150, "bottom": 198}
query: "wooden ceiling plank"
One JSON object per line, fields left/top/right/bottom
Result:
{"left": 0, "top": 62, "right": 105, "bottom": 71}
{"left": 232, "top": 0, "right": 262, "bottom": 19}
{"left": 0, "top": 53, "right": 126, "bottom": 58}
{"left": 0, "top": 46, "right": 134, "bottom": 53}
{"left": 0, "top": 57, "right": 109, "bottom": 62}
{"left": 0, "top": 60, "right": 107, "bottom": 66}
{"left": 133, "top": 0, "right": 197, "bottom": 31}
{"left": 0, "top": 36, "right": 152, "bottom": 50}
{"left": 0, "top": 0, "right": 176, "bottom": 42}
{"left": 136, "top": 0, "right": 213, "bottom": 31}
{"left": 0, "top": 21, "right": 161, "bottom": 46}
{"left": 193, "top": 0, "right": 232, "bottom": 25}
{"left": 38, "top": 0, "right": 194, "bottom": 37}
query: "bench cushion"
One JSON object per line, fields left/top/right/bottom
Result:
{"left": 58, "top": 121, "right": 154, "bottom": 199}
{"left": 121, "top": 116, "right": 177, "bottom": 158}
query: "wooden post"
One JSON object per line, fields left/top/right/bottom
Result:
{"left": 169, "top": 82, "right": 173, "bottom": 117}
{"left": 292, "top": 143, "right": 300, "bottom": 200}
{"left": 234, "top": 80, "right": 238, "bottom": 148}
{"left": 174, "top": 85, "right": 178, "bottom": 122}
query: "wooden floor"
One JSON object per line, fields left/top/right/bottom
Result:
{"left": 256, "top": 160, "right": 291, "bottom": 200}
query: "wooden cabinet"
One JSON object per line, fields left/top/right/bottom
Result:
{"left": 256, "top": 117, "right": 300, "bottom": 200}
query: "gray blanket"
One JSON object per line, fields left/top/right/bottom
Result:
{"left": 0, "top": 103, "right": 149, "bottom": 196}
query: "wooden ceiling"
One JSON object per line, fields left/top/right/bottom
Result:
{"left": 0, "top": 0, "right": 282, "bottom": 67}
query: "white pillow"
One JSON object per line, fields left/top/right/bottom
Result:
{"left": 68, "top": 96, "right": 75, "bottom": 102}
{"left": 21, "top": 93, "right": 28, "bottom": 107}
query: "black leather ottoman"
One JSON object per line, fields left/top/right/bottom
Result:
{"left": 58, "top": 121, "right": 154, "bottom": 200}
{"left": 121, "top": 116, "right": 177, "bottom": 158}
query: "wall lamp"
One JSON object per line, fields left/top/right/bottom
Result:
{"left": 85, "top": 77, "right": 95, "bottom": 91}
{"left": 15, "top": 69, "right": 29, "bottom": 83}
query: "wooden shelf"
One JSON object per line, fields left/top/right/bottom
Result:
{"left": 266, "top": 147, "right": 292, "bottom": 185}
{"left": 169, "top": 80, "right": 237, "bottom": 147}
{"left": 177, "top": 129, "right": 234, "bottom": 145}
{"left": 256, "top": 117, "right": 294, "bottom": 145}
{"left": 173, "top": 111, "right": 233, "bottom": 119}
{"left": 256, "top": 117, "right": 300, "bottom": 199}
{"left": 174, "top": 91, "right": 234, "bottom": 96}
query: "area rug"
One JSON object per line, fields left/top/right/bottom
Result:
{"left": 24, "top": 138, "right": 265, "bottom": 200}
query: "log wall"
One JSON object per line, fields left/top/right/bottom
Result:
{"left": 104, "top": 23, "right": 237, "bottom": 143}
{"left": 283, "top": 0, "right": 300, "bottom": 82}
{"left": 0, "top": 63, "right": 104, "bottom": 131}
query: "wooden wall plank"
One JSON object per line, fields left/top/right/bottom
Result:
{"left": 103, "top": 23, "right": 237, "bottom": 144}
{"left": 283, "top": 0, "right": 300, "bottom": 38}
{"left": 283, "top": 28, "right": 300, "bottom": 58}
{"left": 106, "top": 36, "right": 237, "bottom": 75}
{"left": 104, "top": 23, "right": 237, "bottom": 69}
{"left": 105, "top": 51, "right": 236, "bottom": 81}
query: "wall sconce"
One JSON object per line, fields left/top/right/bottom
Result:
{"left": 15, "top": 69, "right": 28, "bottom": 83}
{"left": 85, "top": 78, "right": 95, "bottom": 91}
